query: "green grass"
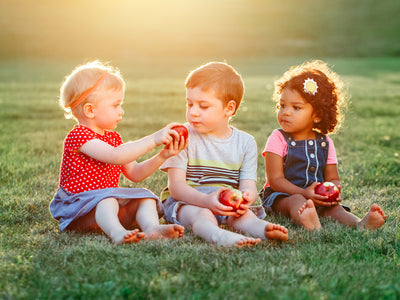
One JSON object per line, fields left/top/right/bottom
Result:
{"left": 1, "top": 57, "right": 400, "bottom": 299}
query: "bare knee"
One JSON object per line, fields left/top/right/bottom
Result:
{"left": 273, "top": 194, "right": 307, "bottom": 217}
{"left": 227, "top": 209, "right": 253, "bottom": 226}
{"left": 178, "top": 205, "right": 216, "bottom": 228}
{"left": 95, "top": 197, "right": 117, "bottom": 213}
{"left": 290, "top": 194, "right": 308, "bottom": 202}
{"left": 318, "top": 204, "right": 345, "bottom": 217}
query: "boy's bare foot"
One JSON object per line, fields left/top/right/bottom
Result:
{"left": 265, "top": 223, "right": 288, "bottom": 241}
{"left": 358, "top": 203, "right": 386, "bottom": 229}
{"left": 298, "top": 199, "right": 321, "bottom": 230}
{"left": 234, "top": 237, "right": 262, "bottom": 248}
{"left": 144, "top": 224, "right": 184, "bottom": 240}
{"left": 211, "top": 230, "right": 261, "bottom": 247}
{"left": 113, "top": 229, "right": 145, "bottom": 244}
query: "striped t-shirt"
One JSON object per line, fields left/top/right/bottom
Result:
{"left": 161, "top": 124, "right": 257, "bottom": 191}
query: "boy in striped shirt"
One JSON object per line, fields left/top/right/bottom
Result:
{"left": 161, "top": 62, "right": 288, "bottom": 247}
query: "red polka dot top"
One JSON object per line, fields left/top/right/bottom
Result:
{"left": 59, "top": 125, "right": 123, "bottom": 194}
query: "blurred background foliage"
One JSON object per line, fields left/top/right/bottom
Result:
{"left": 1, "top": 0, "right": 400, "bottom": 60}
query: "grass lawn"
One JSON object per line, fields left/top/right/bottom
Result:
{"left": 0, "top": 56, "right": 399, "bottom": 299}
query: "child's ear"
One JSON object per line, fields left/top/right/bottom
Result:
{"left": 225, "top": 100, "right": 237, "bottom": 116}
{"left": 83, "top": 103, "right": 95, "bottom": 119}
{"left": 313, "top": 117, "right": 321, "bottom": 124}
{"left": 312, "top": 112, "right": 321, "bottom": 124}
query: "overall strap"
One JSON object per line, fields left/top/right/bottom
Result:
{"left": 314, "top": 131, "right": 327, "bottom": 142}
{"left": 314, "top": 131, "right": 329, "bottom": 164}
{"left": 278, "top": 129, "right": 327, "bottom": 142}
{"left": 278, "top": 129, "right": 329, "bottom": 164}
{"left": 278, "top": 129, "right": 293, "bottom": 142}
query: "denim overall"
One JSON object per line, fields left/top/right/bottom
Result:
{"left": 260, "top": 129, "right": 329, "bottom": 211}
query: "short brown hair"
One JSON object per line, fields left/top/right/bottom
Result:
{"left": 185, "top": 62, "right": 244, "bottom": 114}
{"left": 274, "top": 60, "right": 348, "bottom": 134}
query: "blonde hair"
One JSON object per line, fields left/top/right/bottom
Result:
{"left": 185, "top": 62, "right": 244, "bottom": 114}
{"left": 59, "top": 61, "right": 125, "bottom": 119}
{"left": 273, "top": 60, "right": 348, "bottom": 134}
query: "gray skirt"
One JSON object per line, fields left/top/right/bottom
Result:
{"left": 259, "top": 187, "right": 289, "bottom": 213}
{"left": 50, "top": 187, "right": 163, "bottom": 231}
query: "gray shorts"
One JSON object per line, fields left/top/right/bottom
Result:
{"left": 163, "top": 185, "right": 267, "bottom": 226}
{"left": 163, "top": 186, "right": 228, "bottom": 226}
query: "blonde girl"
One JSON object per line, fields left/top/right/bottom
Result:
{"left": 50, "top": 61, "right": 186, "bottom": 244}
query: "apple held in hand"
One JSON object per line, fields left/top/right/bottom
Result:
{"left": 219, "top": 188, "right": 244, "bottom": 210}
{"left": 171, "top": 125, "right": 189, "bottom": 142}
{"left": 314, "top": 182, "right": 340, "bottom": 201}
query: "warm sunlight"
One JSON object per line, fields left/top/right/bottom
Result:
{"left": 1, "top": 0, "right": 262, "bottom": 58}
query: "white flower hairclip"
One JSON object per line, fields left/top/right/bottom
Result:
{"left": 303, "top": 78, "right": 318, "bottom": 95}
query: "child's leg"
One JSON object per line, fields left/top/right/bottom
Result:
{"left": 273, "top": 195, "right": 321, "bottom": 230}
{"left": 318, "top": 203, "right": 386, "bottom": 229}
{"left": 178, "top": 205, "right": 261, "bottom": 247}
{"left": 66, "top": 208, "right": 100, "bottom": 232}
{"left": 95, "top": 198, "right": 145, "bottom": 244}
{"left": 133, "top": 198, "right": 184, "bottom": 240}
{"left": 228, "top": 210, "right": 288, "bottom": 241}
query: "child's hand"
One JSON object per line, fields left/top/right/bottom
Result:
{"left": 152, "top": 123, "right": 181, "bottom": 147}
{"left": 235, "top": 191, "right": 250, "bottom": 217}
{"left": 160, "top": 133, "right": 188, "bottom": 159}
{"left": 326, "top": 182, "right": 342, "bottom": 206}
{"left": 207, "top": 189, "right": 238, "bottom": 217}
{"left": 306, "top": 182, "right": 341, "bottom": 207}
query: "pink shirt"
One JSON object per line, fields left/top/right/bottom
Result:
{"left": 59, "top": 125, "right": 123, "bottom": 194}
{"left": 262, "top": 129, "right": 338, "bottom": 164}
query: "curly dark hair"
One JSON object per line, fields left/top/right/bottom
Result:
{"left": 273, "top": 60, "right": 348, "bottom": 134}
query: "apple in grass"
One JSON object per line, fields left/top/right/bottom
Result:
{"left": 171, "top": 125, "right": 188, "bottom": 142}
{"left": 314, "top": 182, "right": 340, "bottom": 201}
{"left": 219, "top": 188, "right": 244, "bottom": 210}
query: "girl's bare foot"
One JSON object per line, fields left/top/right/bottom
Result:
{"left": 298, "top": 199, "right": 321, "bottom": 230}
{"left": 112, "top": 229, "right": 145, "bottom": 244}
{"left": 358, "top": 203, "right": 386, "bottom": 229}
{"left": 144, "top": 224, "right": 184, "bottom": 240}
{"left": 265, "top": 223, "right": 288, "bottom": 241}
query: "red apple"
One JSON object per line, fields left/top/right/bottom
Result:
{"left": 171, "top": 125, "right": 188, "bottom": 142}
{"left": 314, "top": 182, "right": 340, "bottom": 201}
{"left": 219, "top": 188, "right": 244, "bottom": 210}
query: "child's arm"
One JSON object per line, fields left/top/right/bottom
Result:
{"left": 239, "top": 179, "right": 258, "bottom": 205}
{"left": 123, "top": 138, "right": 187, "bottom": 182}
{"left": 79, "top": 124, "right": 180, "bottom": 166}
{"left": 234, "top": 179, "right": 257, "bottom": 216}
{"left": 324, "top": 164, "right": 340, "bottom": 186}
{"left": 168, "top": 168, "right": 238, "bottom": 216}
{"left": 324, "top": 163, "right": 342, "bottom": 202}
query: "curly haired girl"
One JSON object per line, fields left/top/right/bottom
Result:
{"left": 259, "top": 60, "right": 386, "bottom": 230}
